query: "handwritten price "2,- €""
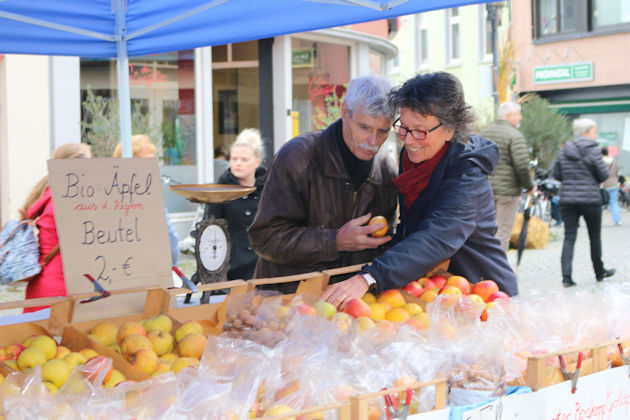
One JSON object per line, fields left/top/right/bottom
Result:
{"left": 93, "top": 255, "right": 133, "bottom": 284}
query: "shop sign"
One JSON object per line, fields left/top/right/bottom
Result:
{"left": 48, "top": 158, "right": 173, "bottom": 321}
{"left": 533, "top": 61, "right": 593, "bottom": 84}
{"left": 292, "top": 48, "right": 314, "bottom": 68}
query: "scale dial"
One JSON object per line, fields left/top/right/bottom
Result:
{"left": 198, "top": 224, "right": 228, "bottom": 271}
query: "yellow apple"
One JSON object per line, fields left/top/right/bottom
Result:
{"left": 313, "top": 301, "right": 337, "bottom": 320}
{"left": 22, "top": 334, "right": 39, "bottom": 347}
{"left": 152, "top": 359, "right": 172, "bottom": 376}
{"left": 362, "top": 292, "right": 377, "bottom": 304}
{"left": 177, "top": 332, "right": 207, "bottom": 360}
{"left": 147, "top": 330, "right": 175, "bottom": 356}
{"left": 78, "top": 348, "right": 99, "bottom": 360}
{"left": 402, "top": 303, "right": 423, "bottom": 316}
{"left": 89, "top": 321, "right": 119, "bottom": 346}
{"left": 121, "top": 334, "right": 153, "bottom": 357}
{"left": 103, "top": 369, "right": 126, "bottom": 388}
{"left": 63, "top": 352, "right": 88, "bottom": 369}
{"left": 117, "top": 321, "right": 146, "bottom": 344}
{"left": 160, "top": 352, "right": 178, "bottom": 363}
{"left": 129, "top": 348, "right": 158, "bottom": 375}
{"left": 55, "top": 345, "right": 71, "bottom": 360}
{"left": 331, "top": 312, "right": 352, "bottom": 331}
{"left": 356, "top": 317, "right": 376, "bottom": 331}
{"left": 43, "top": 381, "right": 59, "bottom": 394}
{"left": 143, "top": 315, "right": 173, "bottom": 333}
{"left": 264, "top": 404, "right": 295, "bottom": 419}
{"left": 170, "top": 357, "right": 199, "bottom": 374}
{"left": 42, "top": 359, "right": 71, "bottom": 388}
{"left": 17, "top": 347, "right": 47, "bottom": 370}
{"left": 174, "top": 321, "right": 203, "bottom": 342}
{"left": 29, "top": 336, "right": 57, "bottom": 360}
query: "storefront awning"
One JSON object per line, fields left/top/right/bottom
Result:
{"left": 0, "top": 0, "right": 494, "bottom": 156}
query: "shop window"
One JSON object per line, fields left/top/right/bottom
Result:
{"left": 447, "top": 8, "right": 461, "bottom": 64}
{"left": 419, "top": 13, "right": 429, "bottom": 67}
{"left": 369, "top": 50, "right": 384, "bottom": 75}
{"left": 592, "top": 0, "right": 630, "bottom": 28}
{"left": 479, "top": 6, "right": 493, "bottom": 62}
{"left": 80, "top": 50, "right": 197, "bottom": 213}
{"left": 291, "top": 38, "right": 350, "bottom": 134}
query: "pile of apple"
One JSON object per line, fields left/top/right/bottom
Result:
{"left": 402, "top": 275, "right": 510, "bottom": 322}
{"left": 340, "top": 275, "right": 510, "bottom": 329}
{"left": 88, "top": 315, "right": 207, "bottom": 377}
{"left": 0, "top": 334, "right": 124, "bottom": 393}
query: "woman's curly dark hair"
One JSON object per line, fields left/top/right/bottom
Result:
{"left": 390, "top": 72, "right": 476, "bottom": 144}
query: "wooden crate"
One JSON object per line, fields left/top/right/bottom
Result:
{"left": 0, "top": 295, "right": 74, "bottom": 337}
{"left": 525, "top": 336, "right": 630, "bottom": 391}
{"left": 247, "top": 271, "right": 326, "bottom": 297}
{"left": 256, "top": 401, "right": 351, "bottom": 419}
{"left": 350, "top": 377, "right": 448, "bottom": 420}
{"left": 158, "top": 280, "right": 249, "bottom": 336}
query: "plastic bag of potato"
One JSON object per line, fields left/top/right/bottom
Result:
{"left": 509, "top": 213, "right": 549, "bottom": 249}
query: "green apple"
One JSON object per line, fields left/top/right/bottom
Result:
{"left": 313, "top": 301, "right": 337, "bottom": 320}
{"left": 143, "top": 315, "right": 173, "bottom": 333}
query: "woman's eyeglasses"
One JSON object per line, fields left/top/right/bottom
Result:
{"left": 393, "top": 118, "right": 442, "bottom": 141}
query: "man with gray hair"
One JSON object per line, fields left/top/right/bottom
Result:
{"left": 249, "top": 75, "right": 398, "bottom": 282}
{"left": 481, "top": 101, "right": 534, "bottom": 251}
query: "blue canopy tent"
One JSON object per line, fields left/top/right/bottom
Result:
{"left": 0, "top": 0, "right": 492, "bottom": 156}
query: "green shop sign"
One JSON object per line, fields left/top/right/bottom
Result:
{"left": 292, "top": 48, "right": 314, "bottom": 68}
{"left": 533, "top": 61, "right": 593, "bottom": 84}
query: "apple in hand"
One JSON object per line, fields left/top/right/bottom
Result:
{"left": 343, "top": 298, "right": 372, "bottom": 319}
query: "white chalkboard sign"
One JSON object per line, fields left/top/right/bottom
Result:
{"left": 48, "top": 158, "right": 173, "bottom": 321}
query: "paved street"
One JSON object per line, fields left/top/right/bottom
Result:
{"left": 507, "top": 207, "right": 629, "bottom": 295}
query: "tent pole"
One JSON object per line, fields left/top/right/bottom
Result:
{"left": 114, "top": 0, "right": 132, "bottom": 158}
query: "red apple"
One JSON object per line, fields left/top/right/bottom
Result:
{"left": 486, "top": 291, "right": 510, "bottom": 304}
{"left": 4, "top": 343, "right": 25, "bottom": 360}
{"left": 471, "top": 280, "right": 499, "bottom": 302}
{"left": 295, "top": 303, "right": 317, "bottom": 317}
{"left": 343, "top": 298, "right": 372, "bottom": 319}
{"left": 402, "top": 281, "right": 423, "bottom": 297}
{"left": 429, "top": 275, "right": 447, "bottom": 290}
{"left": 445, "top": 275, "right": 471, "bottom": 295}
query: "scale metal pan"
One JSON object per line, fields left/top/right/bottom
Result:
{"left": 169, "top": 184, "right": 256, "bottom": 203}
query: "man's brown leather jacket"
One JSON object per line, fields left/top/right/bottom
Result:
{"left": 249, "top": 119, "right": 398, "bottom": 279}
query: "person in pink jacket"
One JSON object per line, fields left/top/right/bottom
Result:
{"left": 20, "top": 143, "right": 92, "bottom": 312}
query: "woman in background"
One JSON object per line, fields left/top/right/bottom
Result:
{"left": 206, "top": 129, "right": 266, "bottom": 280}
{"left": 601, "top": 146, "right": 622, "bottom": 226}
{"left": 20, "top": 143, "right": 92, "bottom": 312}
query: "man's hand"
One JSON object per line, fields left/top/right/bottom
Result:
{"left": 320, "top": 274, "right": 370, "bottom": 309}
{"left": 336, "top": 213, "right": 391, "bottom": 252}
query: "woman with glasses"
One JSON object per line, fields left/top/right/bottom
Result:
{"left": 322, "top": 72, "right": 518, "bottom": 307}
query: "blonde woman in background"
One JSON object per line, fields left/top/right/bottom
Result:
{"left": 113, "top": 134, "right": 180, "bottom": 267}
{"left": 205, "top": 128, "right": 267, "bottom": 280}
{"left": 20, "top": 143, "right": 92, "bottom": 312}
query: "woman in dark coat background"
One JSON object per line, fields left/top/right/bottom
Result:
{"left": 552, "top": 118, "right": 615, "bottom": 287}
{"left": 206, "top": 128, "right": 266, "bottom": 280}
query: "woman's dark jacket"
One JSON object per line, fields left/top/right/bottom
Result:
{"left": 552, "top": 136, "right": 609, "bottom": 206}
{"left": 363, "top": 135, "right": 519, "bottom": 296}
{"left": 205, "top": 167, "right": 266, "bottom": 280}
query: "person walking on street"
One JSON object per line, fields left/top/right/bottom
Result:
{"left": 248, "top": 75, "right": 398, "bottom": 287}
{"left": 552, "top": 118, "right": 616, "bottom": 287}
{"left": 481, "top": 101, "right": 533, "bottom": 252}
{"left": 601, "top": 146, "right": 622, "bottom": 226}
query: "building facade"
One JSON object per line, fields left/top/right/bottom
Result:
{"left": 389, "top": 3, "right": 509, "bottom": 127}
{"left": 513, "top": 0, "right": 630, "bottom": 171}
{"left": 0, "top": 25, "right": 397, "bottom": 236}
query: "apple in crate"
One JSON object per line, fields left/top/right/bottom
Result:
{"left": 89, "top": 321, "right": 119, "bottom": 346}
{"left": 377, "top": 289, "right": 406, "bottom": 308}
{"left": 429, "top": 274, "right": 447, "bottom": 290}
{"left": 143, "top": 315, "right": 173, "bottom": 333}
{"left": 313, "top": 301, "right": 337, "bottom": 320}
{"left": 175, "top": 321, "right": 203, "bottom": 342}
{"left": 471, "top": 280, "right": 499, "bottom": 302}
{"left": 445, "top": 275, "right": 471, "bottom": 295}
{"left": 486, "top": 291, "right": 510, "bottom": 303}
{"left": 343, "top": 298, "right": 372, "bottom": 319}
{"left": 117, "top": 321, "right": 147, "bottom": 344}
{"left": 402, "top": 280, "right": 423, "bottom": 297}
{"left": 4, "top": 343, "right": 25, "bottom": 360}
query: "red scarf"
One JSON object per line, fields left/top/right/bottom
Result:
{"left": 393, "top": 143, "right": 450, "bottom": 210}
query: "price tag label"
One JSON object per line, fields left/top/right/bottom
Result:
{"left": 49, "top": 158, "right": 172, "bottom": 320}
